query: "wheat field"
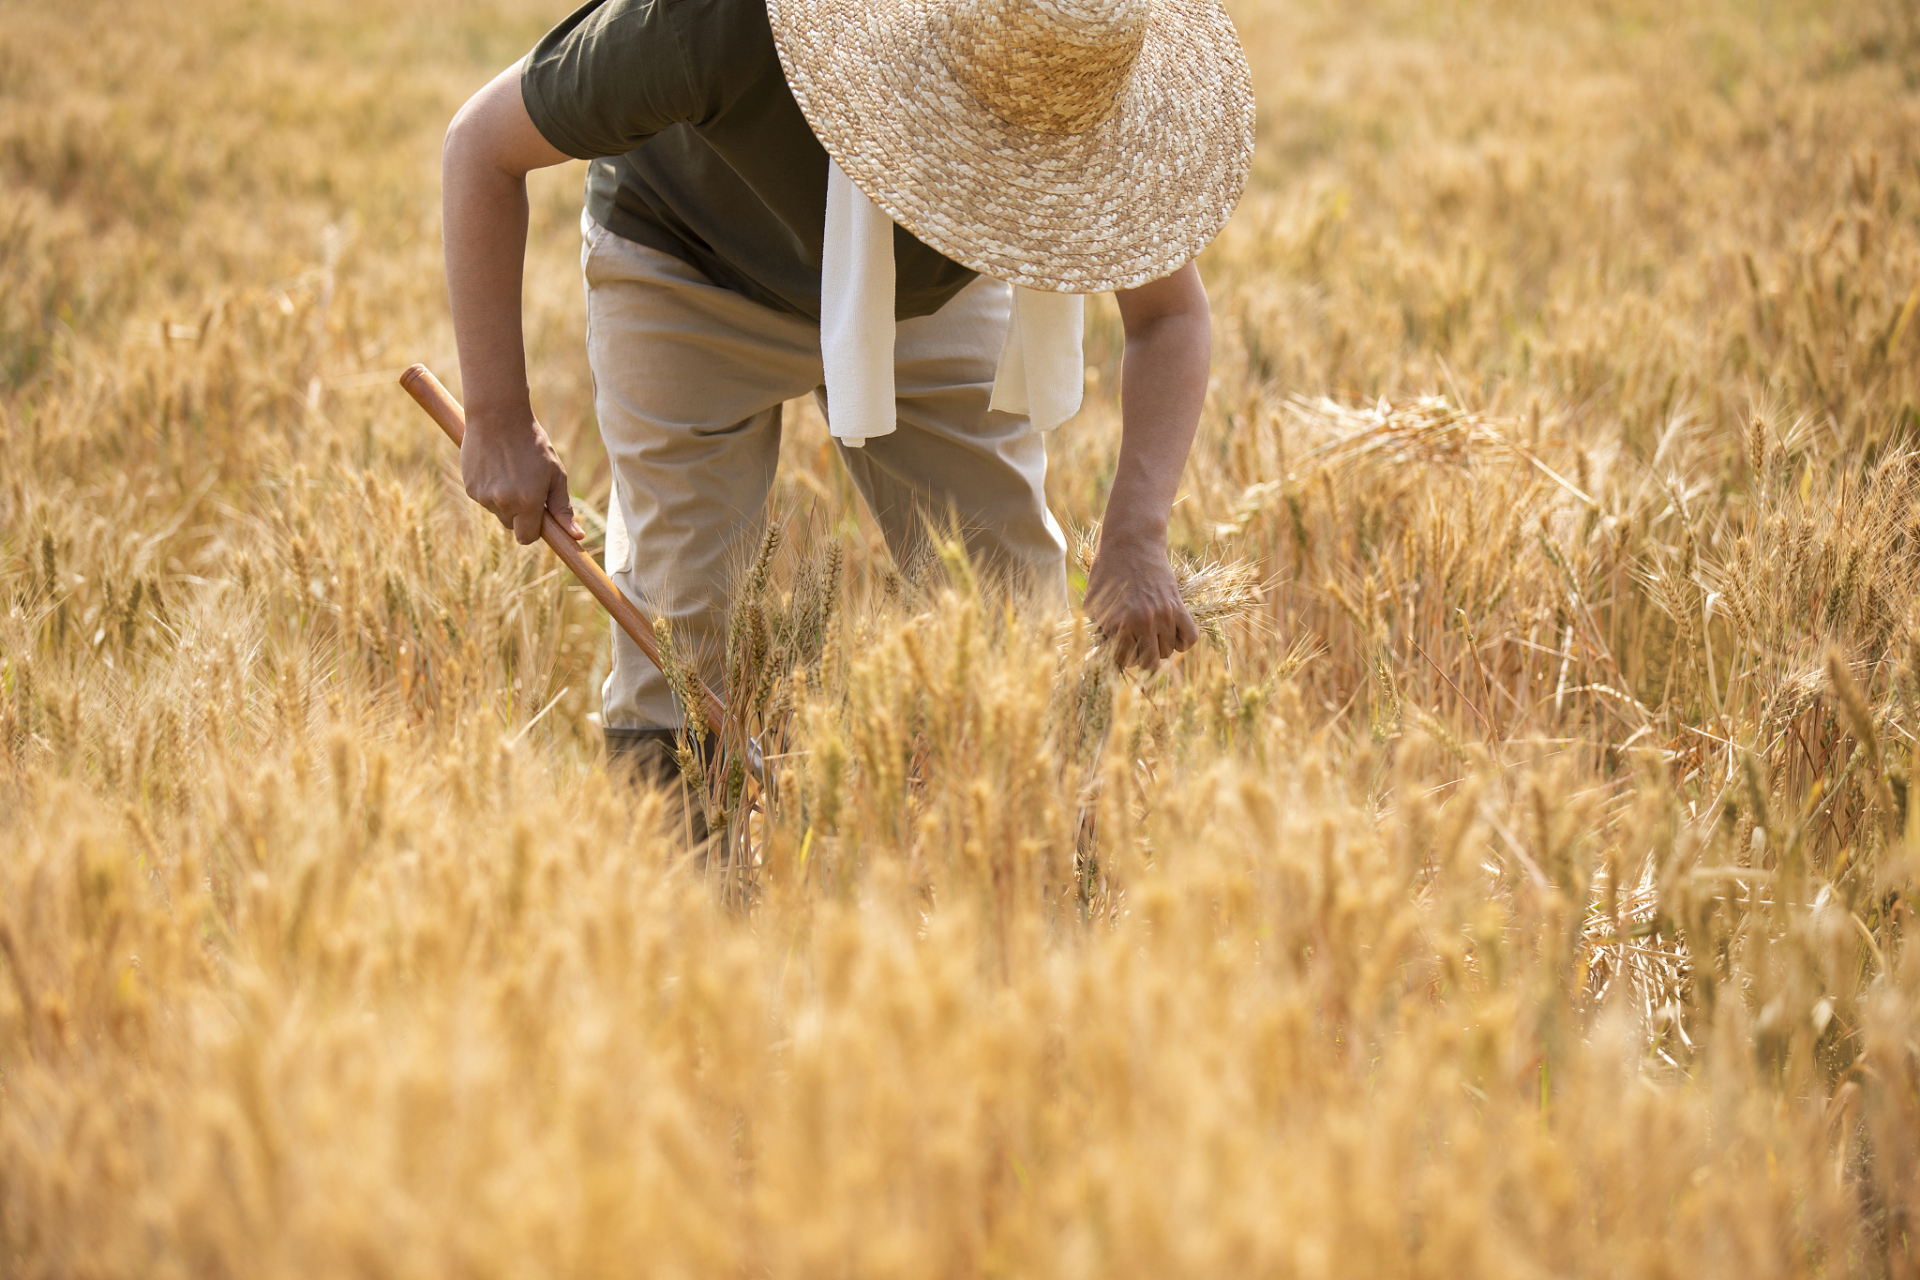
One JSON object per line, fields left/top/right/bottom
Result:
{"left": 4, "top": 0, "right": 1920, "bottom": 1273}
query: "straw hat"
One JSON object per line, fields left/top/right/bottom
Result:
{"left": 768, "top": 0, "right": 1256, "bottom": 293}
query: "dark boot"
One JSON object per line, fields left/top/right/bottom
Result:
{"left": 605, "top": 727, "right": 710, "bottom": 845}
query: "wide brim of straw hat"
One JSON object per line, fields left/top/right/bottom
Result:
{"left": 768, "top": 0, "right": 1256, "bottom": 294}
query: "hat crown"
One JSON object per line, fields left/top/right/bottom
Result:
{"left": 936, "top": 0, "right": 1149, "bottom": 136}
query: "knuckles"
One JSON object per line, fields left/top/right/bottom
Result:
{"left": 465, "top": 479, "right": 541, "bottom": 514}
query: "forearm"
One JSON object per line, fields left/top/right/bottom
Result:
{"left": 438, "top": 64, "right": 582, "bottom": 545}
{"left": 441, "top": 61, "right": 570, "bottom": 425}
{"left": 1107, "top": 308, "right": 1209, "bottom": 546}
{"left": 1083, "top": 263, "right": 1209, "bottom": 667}
{"left": 443, "top": 110, "right": 535, "bottom": 422}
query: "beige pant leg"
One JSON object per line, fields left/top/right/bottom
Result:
{"left": 583, "top": 217, "right": 822, "bottom": 730}
{"left": 830, "top": 275, "right": 1069, "bottom": 600}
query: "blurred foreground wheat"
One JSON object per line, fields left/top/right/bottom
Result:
{"left": 4, "top": 0, "right": 1920, "bottom": 1274}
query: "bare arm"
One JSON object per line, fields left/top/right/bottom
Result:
{"left": 441, "top": 64, "right": 584, "bottom": 544}
{"left": 1087, "top": 262, "right": 1210, "bottom": 669}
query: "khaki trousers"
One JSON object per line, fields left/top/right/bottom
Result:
{"left": 582, "top": 214, "right": 1068, "bottom": 731}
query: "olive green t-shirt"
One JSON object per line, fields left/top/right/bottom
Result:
{"left": 520, "top": 0, "right": 977, "bottom": 322}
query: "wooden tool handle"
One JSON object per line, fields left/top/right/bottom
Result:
{"left": 399, "top": 363, "right": 729, "bottom": 734}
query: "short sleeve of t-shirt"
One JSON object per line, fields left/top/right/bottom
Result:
{"left": 520, "top": 0, "right": 697, "bottom": 159}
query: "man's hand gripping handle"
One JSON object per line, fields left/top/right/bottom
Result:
{"left": 399, "top": 364, "right": 732, "bottom": 737}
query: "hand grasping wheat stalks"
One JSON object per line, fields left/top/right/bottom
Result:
{"left": 1063, "top": 524, "right": 1266, "bottom": 901}
{"left": 1070, "top": 524, "right": 1264, "bottom": 655}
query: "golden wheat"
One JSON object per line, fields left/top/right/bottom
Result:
{"left": 3, "top": 0, "right": 1919, "bottom": 1273}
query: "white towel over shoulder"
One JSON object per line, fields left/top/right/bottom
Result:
{"left": 821, "top": 161, "right": 1084, "bottom": 448}
{"left": 989, "top": 287, "right": 1084, "bottom": 432}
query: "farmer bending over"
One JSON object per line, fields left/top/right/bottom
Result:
{"left": 441, "top": 0, "right": 1254, "bottom": 781}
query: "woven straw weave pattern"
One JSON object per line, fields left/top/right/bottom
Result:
{"left": 770, "top": 0, "right": 1255, "bottom": 293}
{"left": 938, "top": 0, "right": 1147, "bottom": 136}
